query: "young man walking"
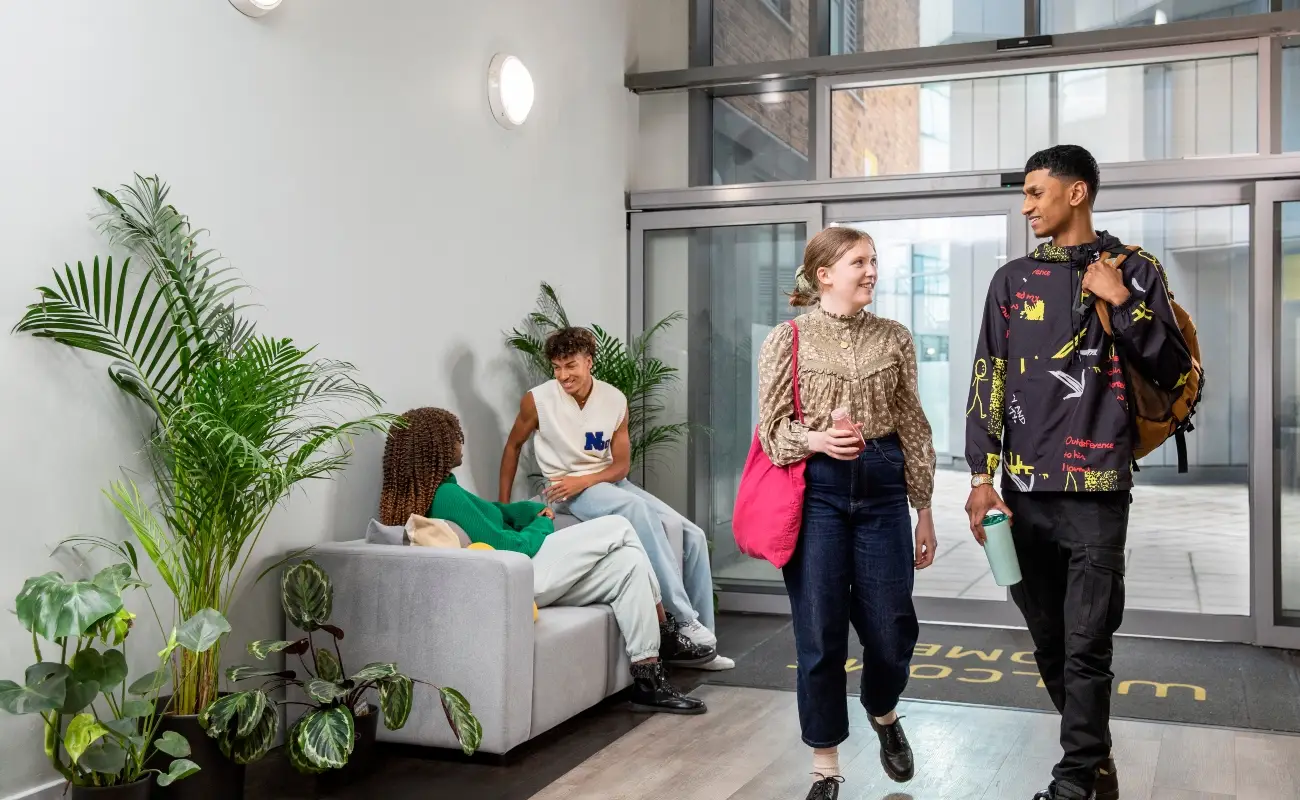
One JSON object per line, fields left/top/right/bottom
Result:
{"left": 500, "top": 327, "right": 734, "bottom": 670}
{"left": 964, "top": 145, "right": 1194, "bottom": 800}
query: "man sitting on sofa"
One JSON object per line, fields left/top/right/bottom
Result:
{"left": 500, "top": 327, "right": 733, "bottom": 671}
{"left": 379, "top": 406, "right": 711, "bottom": 715}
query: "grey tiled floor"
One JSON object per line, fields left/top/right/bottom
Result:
{"left": 715, "top": 469, "right": 1295, "bottom": 617}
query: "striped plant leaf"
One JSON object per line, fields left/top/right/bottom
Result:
{"left": 297, "top": 706, "right": 354, "bottom": 770}
{"left": 378, "top": 675, "right": 413, "bottom": 731}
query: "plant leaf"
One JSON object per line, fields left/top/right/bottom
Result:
{"left": 440, "top": 687, "right": 482, "bottom": 756}
{"left": 379, "top": 675, "right": 413, "bottom": 731}
{"left": 99, "top": 649, "right": 128, "bottom": 691}
{"left": 156, "top": 758, "right": 200, "bottom": 787}
{"left": 79, "top": 736, "right": 128, "bottom": 774}
{"left": 121, "top": 699, "right": 154, "bottom": 718}
{"left": 287, "top": 716, "right": 326, "bottom": 775}
{"left": 226, "top": 665, "right": 294, "bottom": 682}
{"left": 297, "top": 706, "right": 355, "bottom": 770}
{"left": 154, "top": 730, "right": 191, "bottom": 758}
{"left": 224, "top": 703, "right": 277, "bottom": 765}
{"left": 315, "top": 649, "right": 342, "bottom": 683}
{"left": 349, "top": 663, "right": 397, "bottom": 683}
{"left": 128, "top": 669, "right": 167, "bottom": 696}
{"left": 59, "top": 676, "right": 99, "bottom": 715}
{"left": 0, "top": 663, "right": 69, "bottom": 714}
{"left": 65, "top": 712, "right": 110, "bottom": 764}
{"left": 91, "top": 563, "right": 144, "bottom": 595}
{"left": 319, "top": 624, "right": 345, "bottom": 640}
{"left": 246, "top": 639, "right": 300, "bottom": 660}
{"left": 281, "top": 560, "right": 332, "bottom": 632}
{"left": 304, "top": 678, "right": 348, "bottom": 705}
{"left": 70, "top": 648, "right": 105, "bottom": 684}
{"left": 15, "top": 572, "right": 122, "bottom": 641}
{"left": 175, "top": 608, "right": 230, "bottom": 653}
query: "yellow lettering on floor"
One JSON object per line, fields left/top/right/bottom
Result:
{"left": 947, "top": 646, "right": 1004, "bottom": 661}
{"left": 913, "top": 643, "right": 942, "bottom": 657}
{"left": 1011, "top": 651, "right": 1035, "bottom": 665}
{"left": 1118, "top": 680, "right": 1207, "bottom": 701}
{"left": 1014, "top": 670, "right": 1046, "bottom": 688}
{"left": 958, "top": 668, "right": 1001, "bottom": 684}
{"left": 910, "top": 664, "right": 952, "bottom": 679}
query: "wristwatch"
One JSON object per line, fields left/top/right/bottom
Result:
{"left": 971, "top": 473, "right": 994, "bottom": 489}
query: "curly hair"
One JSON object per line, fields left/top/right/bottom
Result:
{"left": 378, "top": 407, "right": 464, "bottom": 526}
{"left": 544, "top": 327, "right": 598, "bottom": 362}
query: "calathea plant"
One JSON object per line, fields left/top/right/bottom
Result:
{"left": 199, "top": 560, "right": 481, "bottom": 772}
{"left": 0, "top": 563, "right": 228, "bottom": 790}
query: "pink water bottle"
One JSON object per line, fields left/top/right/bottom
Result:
{"left": 831, "top": 407, "right": 865, "bottom": 451}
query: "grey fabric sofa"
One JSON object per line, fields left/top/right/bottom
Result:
{"left": 297, "top": 513, "right": 684, "bottom": 756}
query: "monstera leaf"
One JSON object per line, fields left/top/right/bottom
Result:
{"left": 15, "top": 572, "right": 122, "bottom": 641}
{"left": 64, "top": 713, "right": 111, "bottom": 765}
{"left": 440, "top": 687, "right": 482, "bottom": 756}
{"left": 379, "top": 675, "right": 413, "bottom": 730}
{"left": 156, "top": 758, "right": 200, "bottom": 787}
{"left": 154, "top": 731, "right": 191, "bottom": 758}
{"left": 281, "top": 560, "right": 332, "bottom": 632}
{"left": 296, "top": 706, "right": 355, "bottom": 770}
{"left": 0, "top": 663, "right": 69, "bottom": 715}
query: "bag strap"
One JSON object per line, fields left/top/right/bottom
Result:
{"left": 1091, "top": 245, "right": 1140, "bottom": 337}
{"left": 790, "top": 321, "right": 804, "bottom": 423}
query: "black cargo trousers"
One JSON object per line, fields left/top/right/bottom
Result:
{"left": 1004, "top": 490, "right": 1130, "bottom": 795}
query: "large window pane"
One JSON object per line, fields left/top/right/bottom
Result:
{"left": 1067, "top": 205, "right": 1249, "bottom": 615}
{"left": 714, "top": 91, "right": 810, "bottom": 184}
{"left": 1042, "top": 0, "right": 1269, "bottom": 34}
{"left": 829, "top": 0, "right": 1024, "bottom": 55}
{"left": 1278, "top": 200, "right": 1300, "bottom": 618}
{"left": 832, "top": 56, "right": 1257, "bottom": 178}
{"left": 713, "top": 0, "right": 810, "bottom": 65}
{"left": 643, "top": 223, "right": 806, "bottom": 586}
{"left": 836, "top": 215, "right": 1008, "bottom": 600}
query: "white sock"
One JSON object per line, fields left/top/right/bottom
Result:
{"left": 812, "top": 748, "right": 841, "bottom": 779}
{"left": 873, "top": 709, "right": 898, "bottom": 725}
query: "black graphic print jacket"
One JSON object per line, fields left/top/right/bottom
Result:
{"left": 964, "top": 231, "right": 1194, "bottom": 493}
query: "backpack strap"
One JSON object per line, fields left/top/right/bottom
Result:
{"left": 1091, "top": 248, "right": 1133, "bottom": 337}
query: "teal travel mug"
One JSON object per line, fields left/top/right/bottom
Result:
{"left": 981, "top": 512, "right": 1022, "bottom": 586}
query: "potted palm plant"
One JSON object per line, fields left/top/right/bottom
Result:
{"left": 200, "top": 560, "right": 480, "bottom": 785}
{"left": 0, "top": 563, "right": 228, "bottom": 799}
{"left": 14, "top": 175, "right": 396, "bottom": 799}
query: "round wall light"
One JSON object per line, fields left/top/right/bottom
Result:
{"left": 228, "top": 0, "right": 282, "bottom": 18}
{"left": 488, "top": 54, "right": 535, "bottom": 129}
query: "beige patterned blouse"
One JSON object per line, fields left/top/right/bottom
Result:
{"left": 757, "top": 307, "right": 937, "bottom": 510}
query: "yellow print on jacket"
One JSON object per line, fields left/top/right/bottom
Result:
{"left": 988, "top": 358, "right": 1007, "bottom": 440}
{"left": 968, "top": 359, "right": 988, "bottom": 419}
{"left": 1052, "top": 328, "right": 1089, "bottom": 360}
{"left": 1020, "top": 299, "right": 1045, "bottom": 321}
{"left": 1131, "top": 302, "right": 1154, "bottom": 323}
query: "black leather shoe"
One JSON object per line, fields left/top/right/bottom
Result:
{"left": 628, "top": 662, "right": 707, "bottom": 715}
{"left": 659, "top": 613, "right": 717, "bottom": 667}
{"left": 869, "top": 714, "right": 914, "bottom": 783}
{"left": 1033, "top": 780, "right": 1093, "bottom": 799}
{"left": 1095, "top": 756, "right": 1119, "bottom": 800}
{"left": 804, "top": 774, "right": 843, "bottom": 800}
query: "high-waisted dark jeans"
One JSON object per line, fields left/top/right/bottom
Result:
{"left": 782, "top": 434, "right": 920, "bottom": 748}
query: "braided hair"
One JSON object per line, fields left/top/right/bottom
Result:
{"left": 379, "top": 407, "right": 464, "bottom": 526}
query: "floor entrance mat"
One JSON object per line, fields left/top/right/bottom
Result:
{"left": 704, "top": 614, "right": 1300, "bottom": 732}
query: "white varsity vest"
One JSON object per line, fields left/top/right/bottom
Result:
{"left": 531, "top": 379, "right": 627, "bottom": 480}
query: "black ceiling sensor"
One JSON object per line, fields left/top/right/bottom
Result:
{"left": 1001, "top": 171, "right": 1027, "bottom": 188}
{"left": 997, "top": 35, "right": 1054, "bottom": 50}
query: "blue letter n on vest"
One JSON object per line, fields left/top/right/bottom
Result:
{"left": 584, "top": 431, "right": 608, "bottom": 452}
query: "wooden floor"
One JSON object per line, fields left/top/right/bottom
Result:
{"left": 531, "top": 685, "right": 1300, "bottom": 800}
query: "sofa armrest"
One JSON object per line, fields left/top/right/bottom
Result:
{"left": 293, "top": 541, "right": 536, "bottom": 754}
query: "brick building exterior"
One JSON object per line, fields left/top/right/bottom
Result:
{"left": 711, "top": 0, "right": 922, "bottom": 179}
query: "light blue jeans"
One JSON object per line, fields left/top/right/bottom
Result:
{"left": 559, "top": 480, "right": 715, "bottom": 632}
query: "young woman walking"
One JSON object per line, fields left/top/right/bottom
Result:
{"left": 756, "top": 226, "right": 938, "bottom": 800}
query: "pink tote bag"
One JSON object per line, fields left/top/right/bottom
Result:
{"left": 732, "top": 321, "right": 806, "bottom": 569}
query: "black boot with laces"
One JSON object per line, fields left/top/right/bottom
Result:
{"left": 659, "top": 612, "right": 717, "bottom": 667}
{"left": 628, "top": 662, "right": 706, "bottom": 715}
{"left": 804, "top": 774, "right": 843, "bottom": 800}
{"left": 869, "top": 714, "right": 914, "bottom": 782}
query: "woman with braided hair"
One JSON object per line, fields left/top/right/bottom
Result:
{"left": 380, "top": 407, "right": 710, "bottom": 715}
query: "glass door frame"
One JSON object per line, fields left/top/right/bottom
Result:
{"left": 628, "top": 204, "right": 824, "bottom": 613}
{"left": 1255, "top": 178, "right": 1300, "bottom": 649}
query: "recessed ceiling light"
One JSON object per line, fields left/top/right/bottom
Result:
{"left": 229, "top": 0, "right": 283, "bottom": 18}
{"left": 488, "top": 54, "right": 535, "bottom": 129}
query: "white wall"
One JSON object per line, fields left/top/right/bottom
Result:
{"left": 0, "top": 1, "right": 648, "bottom": 795}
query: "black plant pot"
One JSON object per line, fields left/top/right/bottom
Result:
{"left": 151, "top": 695, "right": 246, "bottom": 800}
{"left": 314, "top": 704, "right": 379, "bottom": 789}
{"left": 69, "top": 778, "right": 152, "bottom": 800}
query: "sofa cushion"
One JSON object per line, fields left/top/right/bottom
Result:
{"left": 530, "top": 605, "right": 613, "bottom": 739}
{"left": 365, "top": 519, "right": 407, "bottom": 545}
